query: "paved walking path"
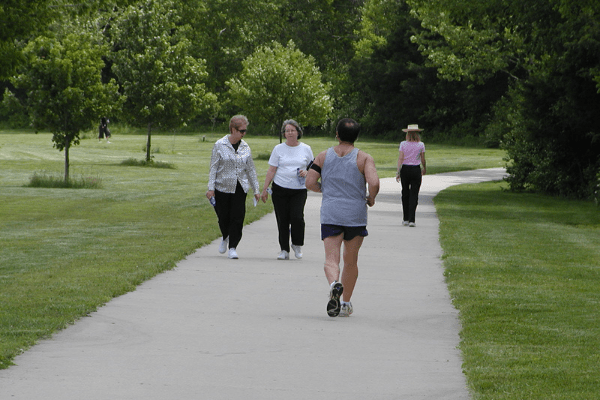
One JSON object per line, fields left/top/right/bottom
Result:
{"left": 1, "top": 168, "right": 506, "bottom": 400}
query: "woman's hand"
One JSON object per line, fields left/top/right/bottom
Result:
{"left": 260, "top": 189, "right": 269, "bottom": 203}
{"left": 206, "top": 190, "right": 215, "bottom": 200}
{"left": 298, "top": 169, "right": 308, "bottom": 178}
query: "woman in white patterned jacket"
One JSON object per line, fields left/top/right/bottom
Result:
{"left": 206, "top": 115, "right": 260, "bottom": 259}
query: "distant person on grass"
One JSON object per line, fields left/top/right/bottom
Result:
{"left": 396, "top": 124, "right": 426, "bottom": 227}
{"left": 206, "top": 115, "right": 260, "bottom": 260}
{"left": 306, "top": 118, "right": 380, "bottom": 317}
{"left": 98, "top": 117, "right": 111, "bottom": 143}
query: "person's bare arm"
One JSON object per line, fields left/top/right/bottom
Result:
{"left": 364, "top": 154, "right": 379, "bottom": 207}
{"left": 420, "top": 151, "right": 426, "bottom": 175}
{"left": 396, "top": 150, "right": 404, "bottom": 182}
{"left": 261, "top": 165, "right": 277, "bottom": 202}
{"left": 305, "top": 151, "right": 326, "bottom": 193}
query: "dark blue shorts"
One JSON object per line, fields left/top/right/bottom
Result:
{"left": 321, "top": 224, "right": 368, "bottom": 241}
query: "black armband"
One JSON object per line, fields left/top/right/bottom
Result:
{"left": 310, "top": 163, "right": 322, "bottom": 174}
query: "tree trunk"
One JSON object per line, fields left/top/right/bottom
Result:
{"left": 64, "top": 139, "right": 70, "bottom": 183}
{"left": 146, "top": 123, "right": 152, "bottom": 162}
{"left": 277, "top": 121, "right": 282, "bottom": 143}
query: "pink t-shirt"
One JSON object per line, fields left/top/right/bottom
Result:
{"left": 399, "top": 141, "right": 425, "bottom": 166}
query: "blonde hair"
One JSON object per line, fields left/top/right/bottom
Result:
{"left": 229, "top": 115, "right": 249, "bottom": 132}
{"left": 406, "top": 131, "right": 421, "bottom": 142}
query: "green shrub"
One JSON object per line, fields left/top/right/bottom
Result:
{"left": 26, "top": 172, "right": 102, "bottom": 189}
{"left": 120, "top": 158, "right": 175, "bottom": 169}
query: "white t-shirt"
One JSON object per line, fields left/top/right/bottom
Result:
{"left": 268, "top": 142, "right": 314, "bottom": 189}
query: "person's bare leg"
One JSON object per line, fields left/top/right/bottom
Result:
{"left": 323, "top": 233, "right": 343, "bottom": 285}
{"left": 341, "top": 235, "right": 364, "bottom": 302}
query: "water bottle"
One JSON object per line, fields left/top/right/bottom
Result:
{"left": 209, "top": 197, "right": 216, "bottom": 207}
{"left": 297, "top": 168, "right": 305, "bottom": 186}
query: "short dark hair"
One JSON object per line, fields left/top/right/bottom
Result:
{"left": 336, "top": 118, "right": 360, "bottom": 143}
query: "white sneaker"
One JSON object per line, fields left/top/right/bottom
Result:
{"left": 277, "top": 250, "right": 289, "bottom": 260}
{"left": 402, "top": 221, "right": 409, "bottom": 226}
{"left": 218, "top": 236, "right": 228, "bottom": 254}
{"left": 228, "top": 248, "right": 238, "bottom": 259}
{"left": 339, "top": 302, "right": 353, "bottom": 317}
{"left": 291, "top": 244, "right": 302, "bottom": 259}
{"left": 409, "top": 222, "right": 416, "bottom": 227}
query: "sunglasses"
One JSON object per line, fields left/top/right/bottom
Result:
{"left": 236, "top": 128, "right": 247, "bottom": 133}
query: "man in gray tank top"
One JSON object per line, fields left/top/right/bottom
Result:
{"left": 306, "top": 118, "right": 380, "bottom": 317}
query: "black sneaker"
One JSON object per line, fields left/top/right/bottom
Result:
{"left": 327, "top": 281, "right": 344, "bottom": 317}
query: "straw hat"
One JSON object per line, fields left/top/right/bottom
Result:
{"left": 402, "top": 124, "right": 423, "bottom": 132}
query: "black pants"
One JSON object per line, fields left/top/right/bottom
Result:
{"left": 271, "top": 182, "right": 307, "bottom": 252}
{"left": 214, "top": 181, "right": 247, "bottom": 249}
{"left": 400, "top": 165, "right": 422, "bottom": 223}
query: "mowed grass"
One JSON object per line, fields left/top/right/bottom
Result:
{"left": 0, "top": 129, "right": 504, "bottom": 369}
{"left": 435, "top": 182, "right": 600, "bottom": 399}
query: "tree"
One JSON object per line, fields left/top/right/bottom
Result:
{"left": 5, "top": 32, "right": 122, "bottom": 182}
{"left": 110, "top": 0, "right": 217, "bottom": 161}
{"left": 177, "top": 0, "right": 363, "bottom": 122}
{"left": 0, "top": 0, "right": 57, "bottom": 81}
{"left": 226, "top": 40, "right": 332, "bottom": 141}
{"left": 179, "top": 0, "right": 283, "bottom": 96}
{"left": 348, "top": 0, "right": 441, "bottom": 136}
{"left": 407, "top": 0, "right": 600, "bottom": 198}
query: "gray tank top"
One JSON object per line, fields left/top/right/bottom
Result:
{"left": 320, "top": 147, "right": 367, "bottom": 226}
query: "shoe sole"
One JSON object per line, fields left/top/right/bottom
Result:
{"left": 327, "top": 283, "right": 344, "bottom": 317}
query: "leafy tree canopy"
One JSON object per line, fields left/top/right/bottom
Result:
{"left": 226, "top": 40, "right": 332, "bottom": 135}
{"left": 111, "top": 0, "right": 217, "bottom": 129}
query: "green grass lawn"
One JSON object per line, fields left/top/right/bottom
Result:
{"left": 0, "top": 129, "right": 505, "bottom": 371}
{"left": 435, "top": 182, "right": 600, "bottom": 399}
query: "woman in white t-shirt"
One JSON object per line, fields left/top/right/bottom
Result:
{"left": 395, "top": 124, "right": 426, "bottom": 227}
{"left": 261, "top": 120, "right": 314, "bottom": 260}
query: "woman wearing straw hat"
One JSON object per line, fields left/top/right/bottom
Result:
{"left": 396, "top": 124, "right": 426, "bottom": 227}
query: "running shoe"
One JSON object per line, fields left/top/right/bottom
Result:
{"left": 291, "top": 244, "right": 302, "bottom": 259}
{"left": 277, "top": 250, "right": 289, "bottom": 260}
{"left": 339, "top": 302, "right": 353, "bottom": 317}
{"left": 219, "top": 237, "right": 229, "bottom": 254}
{"left": 327, "top": 281, "right": 344, "bottom": 317}
{"left": 228, "top": 248, "right": 238, "bottom": 259}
